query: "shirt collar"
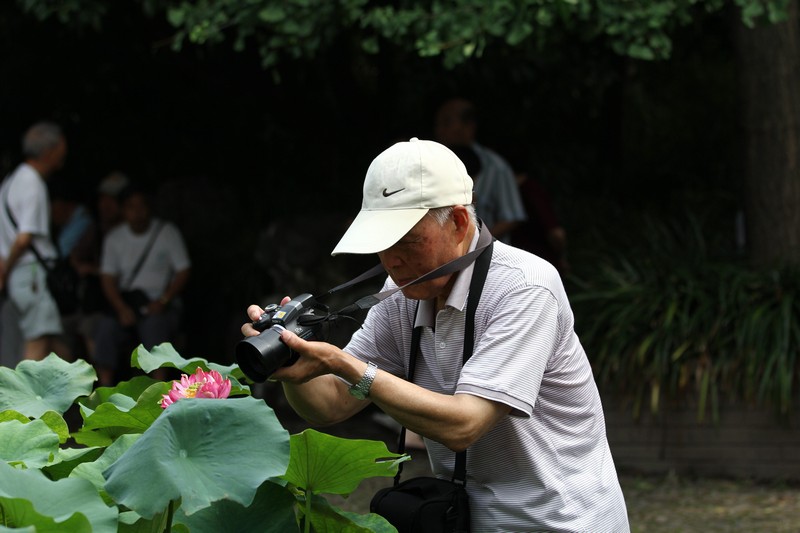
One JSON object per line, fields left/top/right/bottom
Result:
{"left": 414, "top": 227, "right": 481, "bottom": 328}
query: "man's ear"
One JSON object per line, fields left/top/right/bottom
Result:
{"left": 451, "top": 205, "right": 471, "bottom": 243}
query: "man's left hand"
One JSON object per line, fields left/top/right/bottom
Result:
{"left": 147, "top": 300, "right": 165, "bottom": 315}
{"left": 270, "top": 330, "right": 342, "bottom": 384}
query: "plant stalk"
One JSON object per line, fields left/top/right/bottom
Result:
{"left": 304, "top": 491, "right": 312, "bottom": 533}
{"left": 164, "top": 499, "right": 174, "bottom": 533}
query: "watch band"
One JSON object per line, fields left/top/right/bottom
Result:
{"left": 349, "top": 361, "right": 378, "bottom": 399}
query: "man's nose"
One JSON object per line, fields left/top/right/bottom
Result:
{"left": 378, "top": 249, "right": 403, "bottom": 269}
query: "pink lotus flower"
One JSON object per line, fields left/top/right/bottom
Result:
{"left": 160, "top": 368, "right": 232, "bottom": 409}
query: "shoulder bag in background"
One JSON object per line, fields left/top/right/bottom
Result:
{"left": 3, "top": 183, "right": 80, "bottom": 314}
{"left": 117, "top": 222, "right": 164, "bottom": 317}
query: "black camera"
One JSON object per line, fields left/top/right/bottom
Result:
{"left": 235, "top": 293, "right": 325, "bottom": 382}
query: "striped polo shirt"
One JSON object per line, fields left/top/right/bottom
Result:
{"left": 346, "top": 230, "right": 630, "bottom": 532}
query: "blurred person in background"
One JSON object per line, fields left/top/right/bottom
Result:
{"left": 0, "top": 121, "right": 70, "bottom": 362}
{"left": 92, "top": 184, "right": 190, "bottom": 385}
{"left": 434, "top": 97, "right": 527, "bottom": 242}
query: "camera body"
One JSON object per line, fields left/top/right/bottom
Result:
{"left": 235, "top": 293, "right": 323, "bottom": 382}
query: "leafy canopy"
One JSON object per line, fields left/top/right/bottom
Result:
{"left": 16, "top": 0, "right": 793, "bottom": 67}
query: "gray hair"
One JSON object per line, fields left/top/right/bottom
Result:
{"left": 428, "top": 204, "right": 477, "bottom": 228}
{"left": 22, "top": 122, "right": 63, "bottom": 159}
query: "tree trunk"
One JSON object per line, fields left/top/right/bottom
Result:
{"left": 735, "top": 1, "right": 800, "bottom": 268}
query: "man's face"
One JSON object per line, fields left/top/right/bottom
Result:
{"left": 41, "top": 137, "right": 67, "bottom": 175}
{"left": 122, "top": 193, "right": 151, "bottom": 234}
{"left": 377, "top": 212, "right": 463, "bottom": 301}
{"left": 433, "top": 100, "right": 475, "bottom": 146}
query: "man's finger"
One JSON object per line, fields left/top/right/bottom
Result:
{"left": 247, "top": 304, "right": 265, "bottom": 321}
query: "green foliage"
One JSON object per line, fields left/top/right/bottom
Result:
{"left": 103, "top": 396, "right": 291, "bottom": 518}
{"left": 73, "top": 380, "right": 170, "bottom": 447}
{"left": 285, "top": 429, "right": 408, "bottom": 496}
{"left": 303, "top": 494, "right": 398, "bottom": 533}
{"left": 0, "top": 461, "right": 118, "bottom": 533}
{"left": 131, "top": 344, "right": 250, "bottom": 395}
{"left": 0, "top": 355, "right": 95, "bottom": 418}
{"left": 15, "top": 0, "right": 106, "bottom": 29}
{"left": 0, "top": 419, "right": 60, "bottom": 469}
{"left": 0, "top": 346, "right": 403, "bottom": 532}
{"left": 173, "top": 481, "right": 298, "bottom": 533}
{"left": 14, "top": 0, "right": 794, "bottom": 69}
{"left": 570, "top": 213, "right": 800, "bottom": 420}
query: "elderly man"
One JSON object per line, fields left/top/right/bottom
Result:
{"left": 243, "top": 138, "right": 628, "bottom": 531}
{"left": 0, "top": 122, "right": 69, "bottom": 362}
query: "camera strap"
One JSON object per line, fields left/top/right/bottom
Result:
{"left": 328, "top": 220, "right": 494, "bottom": 316}
{"left": 394, "top": 226, "right": 494, "bottom": 485}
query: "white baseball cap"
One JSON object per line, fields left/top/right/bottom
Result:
{"left": 331, "top": 138, "right": 473, "bottom": 255}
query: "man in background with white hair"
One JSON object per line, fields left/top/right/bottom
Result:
{"left": 0, "top": 121, "right": 70, "bottom": 362}
{"left": 243, "top": 138, "right": 629, "bottom": 531}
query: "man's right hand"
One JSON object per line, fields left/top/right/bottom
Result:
{"left": 117, "top": 306, "right": 137, "bottom": 327}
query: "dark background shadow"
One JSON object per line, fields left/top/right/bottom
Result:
{"left": 0, "top": 3, "right": 741, "bottom": 364}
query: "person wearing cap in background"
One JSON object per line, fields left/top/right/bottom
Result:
{"left": 242, "top": 138, "right": 629, "bottom": 531}
{"left": 96, "top": 171, "right": 129, "bottom": 236}
{"left": 51, "top": 171, "right": 132, "bottom": 363}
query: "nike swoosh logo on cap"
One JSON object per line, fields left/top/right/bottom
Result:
{"left": 382, "top": 188, "right": 405, "bottom": 197}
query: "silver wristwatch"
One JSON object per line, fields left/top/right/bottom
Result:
{"left": 348, "top": 361, "right": 378, "bottom": 400}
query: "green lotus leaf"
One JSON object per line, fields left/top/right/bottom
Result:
{"left": 40, "top": 410, "right": 69, "bottom": 443}
{"left": 284, "top": 429, "right": 408, "bottom": 496}
{"left": 117, "top": 509, "right": 168, "bottom": 533}
{"left": 118, "top": 508, "right": 191, "bottom": 533}
{"left": 79, "top": 376, "right": 158, "bottom": 418}
{"left": 0, "top": 410, "right": 28, "bottom": 424}
{"left": 131, "top": 343, "right": 247, "bottom": 385}
{"left": 71, "top": 434, "right": 141, "bottom": 497}
{"left": 175, "top": 481, "right": 298, "bottom": 533}
{"left": 0, "top": 419, "right": 59, "bottom": 468}
{"left": 303, "top": 494, "right": 397, "bottom": 533}
{"left": 71, "top": 425, "right": 130, "bottom": 448}
{"left": 0, "top": 460, "right": 117, "bottom": 533}
{"left": 81, "top": 382, "right": 169, "bottom": 433}
{"left": 0, "top": 410, "right": 68, "bottom": 444}
{"left": 43, "top": 446, "right": 104, "bottom": 480}
{"left": 0, "top": 502, "right": 88, "bottom": 533}
{"left": 72, "top": 382, "right": 170, "bottom": 447}
{"left": 104, "top": 396, "right": 290, "bottom": 518}
{"left": 0, "top": 354, "right": 96, "bottom": 417}
{"left": 0, "top": 525, "right": 36, "bottom": 532}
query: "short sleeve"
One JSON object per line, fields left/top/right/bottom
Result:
{"left": 456, "top": 285, "right": 559, "bottom": 417}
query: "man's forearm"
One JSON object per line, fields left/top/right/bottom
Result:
{"left": 282, "top": 376, "right": 366, "bottom": 426}
{"left": 5, "top": 233, "right": 33, "bottom": 274}
{"left": 100, "top": 274, "right": 127, "bottom": 313}
{"left": 160, "top": 268, "right": 190, "bottom": 303}
{"left": 272, "top": 334, "right": 510, "bottom": 450}
{"left": 367, "top": 370, "right": 511, "bottom": 452}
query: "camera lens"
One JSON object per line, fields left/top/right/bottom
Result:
{"left": 235, "top": 327, "right": 291, "bottom": 382}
